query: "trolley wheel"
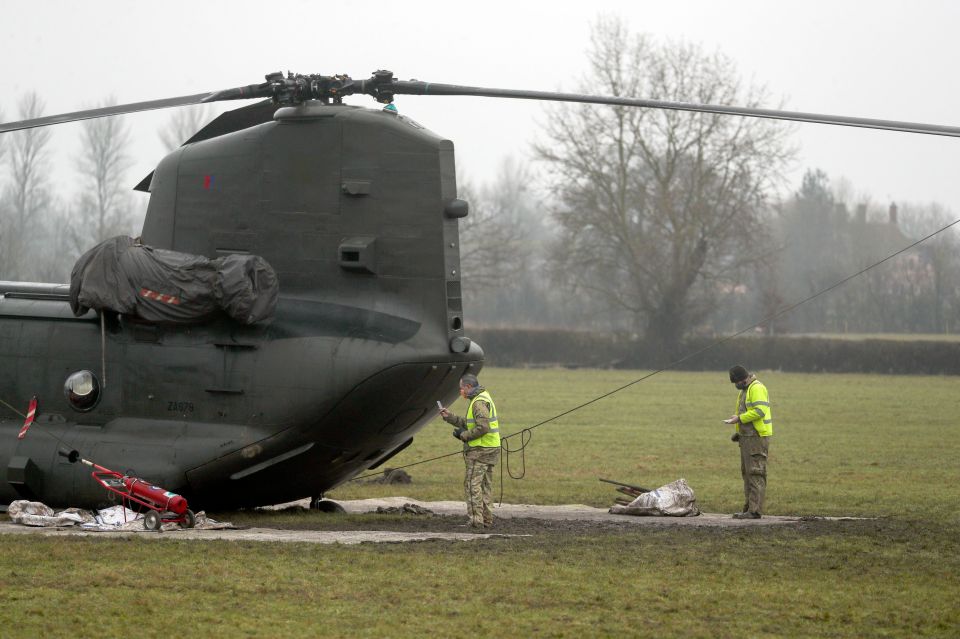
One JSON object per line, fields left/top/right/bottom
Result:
{"left": 144, "top": 510, "right": 162, "bottom": 531}
{"left": 178, "top": 509, "right": 196, "bottom": 529}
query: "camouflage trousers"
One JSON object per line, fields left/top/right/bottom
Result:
{"left": 463, "top": 446, "right": 500, "bottom": 527}
{"left": 739, "top": 435, "right": 770, "bottom": 514}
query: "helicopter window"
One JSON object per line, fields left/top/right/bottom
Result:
{"left": 64, "top": 370, "right": 101, "bottom": 412}
{"left": 451, "top": 316, "right": 463, "bottom": 331}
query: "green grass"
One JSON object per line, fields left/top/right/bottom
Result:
{"left": 332, "top": 368, "right": 960, "bottom": 521}
{"left": 1, "top": 368, "right": 959, "bottom": 638}
{"left": 2, "top": 520, "right": 957, "bottom": 638}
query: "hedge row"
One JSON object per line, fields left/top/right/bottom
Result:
{"left": 468, "top": 328, "right": 960, "bottom": 375}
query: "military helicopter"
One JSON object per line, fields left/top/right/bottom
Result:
{"left": 2, "top": 70, "right": 958, "bottom": 511}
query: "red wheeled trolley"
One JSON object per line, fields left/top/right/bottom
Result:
{"left": 59, "top": 448, "right": 195, "bottom": 530}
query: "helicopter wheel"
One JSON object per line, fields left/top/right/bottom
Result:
{"left": 178, "top": 509, "right": 196, "bottom": 529}
{"left": 144, "top": 510, "right": 163, "bottom": 531}
{"left": 310, "top": 498, "right": 345, "bottom": 513}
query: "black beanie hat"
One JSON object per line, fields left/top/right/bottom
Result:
{"left": 729, "top": 365, "right": 749, "bottom": 383}
{"left": 460, "top": 374, "right": 479, "bottom": 389}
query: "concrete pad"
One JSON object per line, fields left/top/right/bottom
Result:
{"left": 0, "top": 521, "right": 516, "bottom": 544}
{"left": 0, "top": 497, "right": 852, "bottom": 544}
{"left": 279, "top": 496, "right": 825, "bottom": 527}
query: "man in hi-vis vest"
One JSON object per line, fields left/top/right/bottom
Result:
{"left": 439, "top": 374, "right": 501, "bottom": 528}
{"left": 723, "top": 365, "right": 772, "bottom": 519}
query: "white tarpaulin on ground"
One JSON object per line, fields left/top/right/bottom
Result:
{"left": 6, "top": 501, "right": 89, "bottom": 527}
{"left": 6, "top": 500, "right": 232, "bottom": 531}
{"left": 83, "top": 506, "right": 144, "bottom": 530}
{"left": 608, "top": 479, "right": 701, "bottom": 517}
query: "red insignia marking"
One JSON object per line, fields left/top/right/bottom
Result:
{"left": 139, "top": 288, "right": 181, "bottom": 305}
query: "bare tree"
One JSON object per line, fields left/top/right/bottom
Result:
{"left": 898, "top": 202, "right": 960, "bottom": 333}
{"left": 458, "top": 158, "right": 582, "bottom": 327}
{"left": 159, "top": 105, "right": 213, "bottom": 153}
{"left": 535, "top": 17, "right": 792, "bottom": 354}
{"left": 458, "top": 158, "right": 534, "bottom": 292}
{"left": 0, "top": 93, "right": 53, "bottom": 280}
{"left": 776, "top": 170, "right": 854, "bottom": 332}
{"left": 70, "top": 97, "right": 135, "bottom": 253}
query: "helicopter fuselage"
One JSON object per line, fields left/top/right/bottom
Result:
{"left": 0, "top": 102, "right": 481, "bottom": 509}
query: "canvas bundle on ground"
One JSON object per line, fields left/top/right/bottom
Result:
{"left": 608, "top": 478, "right": 701, "bottom": 517}
{"left": 6, "top": 500, "right": 233, "bottom": 531}
{"left": 69, "top": 236, "right": 278, "bottom": 325}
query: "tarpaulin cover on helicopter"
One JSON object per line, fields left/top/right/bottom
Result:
{"left": 69, "top": 235, "right": 279, "bottom": 324}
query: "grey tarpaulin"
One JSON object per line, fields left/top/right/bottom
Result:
{"left": 6, "top": 500, "right": 90, "bottom": 527}
{"left": 608, "top": 479, "right": 701, "bottom": 517}
{"left": 6, "top": 500, "right": 234, "bottom": 531}
{"left": 69, "top": 236, "right": 278, "bottom": 324}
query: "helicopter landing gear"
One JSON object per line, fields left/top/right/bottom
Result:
{"left": 309, "top": 496, "right": 345, "bottom": 513}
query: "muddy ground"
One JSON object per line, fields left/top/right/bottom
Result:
{"left": 224, "top": 512, "right": 879, "bottom": 538}
{"left": 211, "top": 497, "right": 860, "bottom": 542}
{"left": 1, "top": 497, "right": 864, "bottom": 545}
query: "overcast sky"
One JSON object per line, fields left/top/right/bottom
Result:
{"left": 3, "top": 0, "right": 960, "bottom": 220}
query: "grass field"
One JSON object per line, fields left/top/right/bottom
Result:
{"left": 2, "top": 368, "right": 959, "bottom": 637}
{"left": 332, "top": 368, "right": 960, "bottom": 520}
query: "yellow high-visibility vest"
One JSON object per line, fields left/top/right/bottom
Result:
{"left": 465, "top": 390, "right": 501, "bottom": 448}
{"left": 735, "top": 380, "right": 773, "bottom": 437}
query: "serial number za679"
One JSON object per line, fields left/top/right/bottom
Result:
{"left": 167, "top": 401, "right": 195, "bottom": 413}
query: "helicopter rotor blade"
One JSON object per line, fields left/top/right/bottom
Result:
{"left": 5, "top": 69, "right": 959, "bottom": 140}
{"left": 385, "top": 81, "right": 960, "bottom": 138}
{"left": 0, "top": 92, "right": 218, "bottom": 134}
{"left": 0, "top": 75, "right": 280, "bottom": 135}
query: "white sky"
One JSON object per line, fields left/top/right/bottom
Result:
{"left": 3, "top": 0, "right": 960, "bottom": 217}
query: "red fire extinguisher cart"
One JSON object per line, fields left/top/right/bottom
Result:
{"left": 60, "top": 449, "right": 195, "bottom": 530}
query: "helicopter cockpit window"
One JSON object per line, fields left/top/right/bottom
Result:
{"left": 64, "top": 370, "right": 101, "bottom": 412}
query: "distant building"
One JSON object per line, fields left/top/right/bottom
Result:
{"left": 849, "top": 202, "right": 938, "bottom": 331}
